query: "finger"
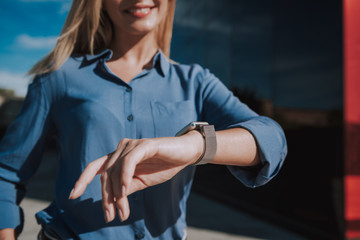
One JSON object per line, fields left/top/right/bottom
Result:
{"left": 69, "top": 155, "right": 108, "bottom": 199}
{"left": 98, "top": 139, "right": 130, "bottom": 205}
{"left": 116, "top": 196, "right": 130, "bottom": 222}
{"left": 109, "top": 145, "right": 132, "bottom": 200}
{"left": 126, "top": 164, "right": 185, "bottom": 196}
{"left": 111, "top": 165, "right": 127, "bottom": 201}
{"left": 126, "top": 177, "right": 148, "bottom": 196}
{"left": 103, "top": 138, "right": 130, "bottom": 180}
{"left": 112, "top": 153, "right": 140, "bottom": 199}
{"left": 102, "top": 139, "right": 130, "bottom": 171}
{"left": 118, "top": 146, "right": 150, "bottom": 196}
{"left": 101, "top": 171, "right": 116, "bottom": 223}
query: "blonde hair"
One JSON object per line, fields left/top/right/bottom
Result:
{"left": 28, "top": 0, "right": 176, "bottom": 76}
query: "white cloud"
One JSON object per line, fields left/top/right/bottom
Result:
{"left": 0, "top": 71, "right": 30, "bottom": 97}
{"left": 15, "top": 34, "right": 57, "bottom": 50}
{"left": 59, "top": 2, "right": 71, "bottom": 14}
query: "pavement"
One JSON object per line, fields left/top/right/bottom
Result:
{"left": 18, "top": 151, "right": 307, "bottom": 240}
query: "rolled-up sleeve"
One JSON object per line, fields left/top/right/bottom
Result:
{"left": 196, "top": 66, "right": 287, "bottom": 188}
{"left": 226, "top": 117, "right": 287, "bottom": 187}
{"left": 0, "top": 76, "right": 53, "bottom": 232}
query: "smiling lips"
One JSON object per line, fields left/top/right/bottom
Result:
{"left": 126, "top": 6, "right": 155, "bottom": 18}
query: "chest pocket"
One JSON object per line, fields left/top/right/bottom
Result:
{"left": 150, "top": 100, "right": 197, "bottom": 137}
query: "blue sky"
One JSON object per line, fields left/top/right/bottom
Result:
{"left": 0, "top": 0, "right": 71, "bottom": 96}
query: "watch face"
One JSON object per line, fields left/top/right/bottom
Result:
{"left": 176, "top": 121, "right": 209, "bottom": 136}
{"left": 190, "top": 121, "right": 209, "bottom": 127}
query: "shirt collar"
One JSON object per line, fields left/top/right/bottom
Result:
{"left": 84, "top": 49, "right": 113, "bottom": 62}
{"left": 83, "top": 49, "right": 170, "bottom": 77}
{"left": 152, "top": 50, "right": 170, "bottom": 77}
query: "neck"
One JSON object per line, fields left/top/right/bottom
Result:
{"left": 109, "top": 30, "right": 158, "bottom": 66}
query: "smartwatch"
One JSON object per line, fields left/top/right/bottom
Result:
{"left": 176, "top": 121, "right": 217, "bottom": 165}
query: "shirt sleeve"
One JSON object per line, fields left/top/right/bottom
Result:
{"left": 0, "top": 76, "right": 54, "bottom": 232}
{"left": 196, "top": 66, "right": 287, "bottom": 188}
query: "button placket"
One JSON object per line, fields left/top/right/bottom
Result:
{"left": 123, "top": 85, "right": 136, "bottom": 138}
{"left": 127, "top": 114, "right": 134, "bottom": 121}
{"left": 125, "top": 86, "right": 133, "bottom": 121}
{"left": 131, "top": 191, "right": 145, "bottom": 239}
{"left": 135, "top": 232, "right": 145, "bottom": 239}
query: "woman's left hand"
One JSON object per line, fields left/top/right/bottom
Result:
{"left": 68, "top": 131, "right": 203, "bottom": 223}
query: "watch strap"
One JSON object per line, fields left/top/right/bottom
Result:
{"left": 193, "top": 125, "right": 217, "bottom": 165}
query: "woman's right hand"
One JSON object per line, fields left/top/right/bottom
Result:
{"left": 0, "top": 228, "right": 15, "bottom": 240}
{"left": 69, "top": 131, "right": 204, "bottom": 223}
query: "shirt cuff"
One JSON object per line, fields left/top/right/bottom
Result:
{"left": 0, "top": 201, "right": 23, "bottom": 232}
{"left": 225, "top": 116, "right": 287, "bottom": 188}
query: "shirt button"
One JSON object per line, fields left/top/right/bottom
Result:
{"left": 135, "top": 232, "right": 145, "bottom": 239}
{"left": 126, "top": 87, "right": 132, "bottom": 92}
{"left": 127, "top": 114, "right": 134, "bottom": 121}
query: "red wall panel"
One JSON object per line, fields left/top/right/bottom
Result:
{"left": 344, "top": 0, "right": 360, "bottom": 238}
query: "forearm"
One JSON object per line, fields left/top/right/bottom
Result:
{"left": 212, "top": 128, "right": 260, "bottom": 166}
{"left": 184, "top": 128, "right": 260, "bottom": 167}
{"left": 0, "top": 228, "right": 15, "bottom": 240}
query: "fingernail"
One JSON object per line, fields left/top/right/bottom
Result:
{"left": 118, "top": 209, "right": 125, "bottom": 222}
{"left": 70, "top": 183, "right": 84, "bottom": 199}
{"left": 105, "top": 210, "right": 111, "bottom": 223}
{"left": 68, "top": 188, "right": 75, "bottom": 199}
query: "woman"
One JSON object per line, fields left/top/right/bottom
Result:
{"left": 0, "top": 0, "right": 287, "bottom": 239}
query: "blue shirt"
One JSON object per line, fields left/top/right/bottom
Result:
{"left": 0, "top": 50, "right": 287, "bottom": 239}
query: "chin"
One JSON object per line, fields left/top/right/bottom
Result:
{"left": 125, "top": 20, "right": 158, "bottom": 35}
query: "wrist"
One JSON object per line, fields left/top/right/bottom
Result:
{"left": 176, "top": 122, "right": 217, "bottom": 165}
{"left": 181, "top": 130, "right": 204, "bottom": 165}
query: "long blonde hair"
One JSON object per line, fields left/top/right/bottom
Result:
{"left": 28, "top": 0, "right": 176, "bottom": 76}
